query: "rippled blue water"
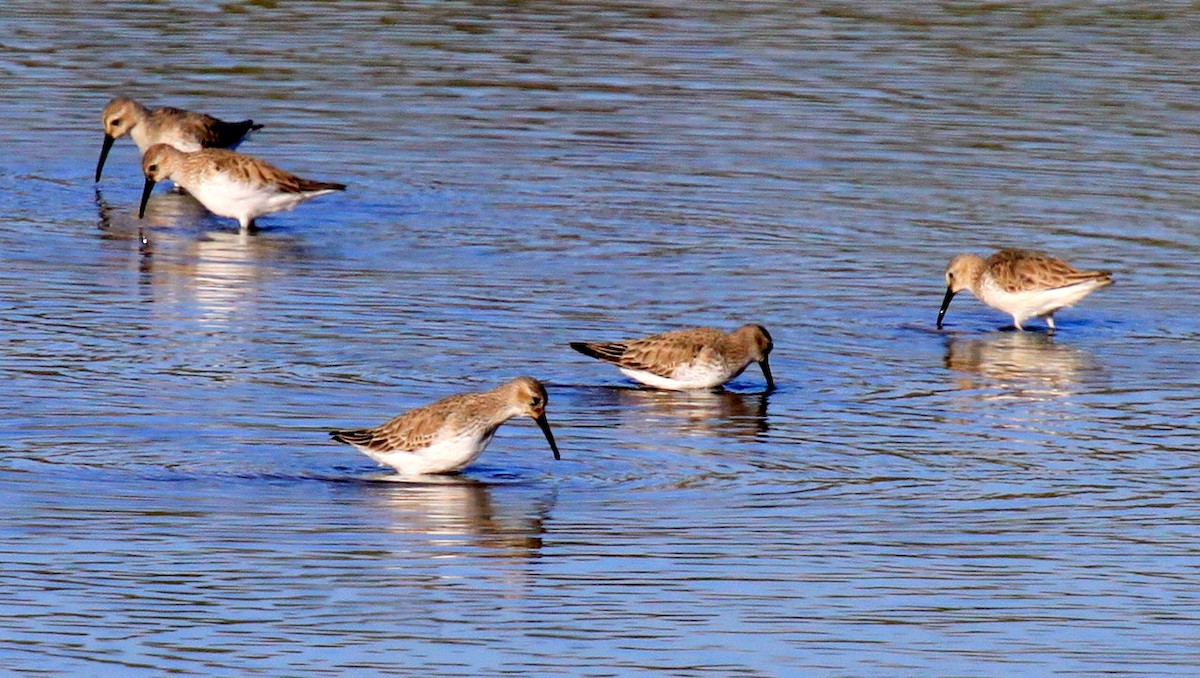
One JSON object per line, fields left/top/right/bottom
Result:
{"left": 2, "top": 2, "right": 1200, "bottom": 676}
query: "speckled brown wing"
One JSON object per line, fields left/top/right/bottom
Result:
{"left": 206, "top": 119, "right": 263, "bottom": 148}
{"left": 195, "top": 148, "right": 346, "bottom": 194}
{"left": 572, "top": 327, "right": 724, "bottom": 378}
{"left": 570, "top": 341, "right": 630, "bottom": 364}
{"left": 289, "top": 176, "right": 347, "bottom": 194}
{"left": 155, "top": 107, "right": 260, "bottom": 149}
{"left": 988, "top": 249, "right": 1111, "bottom": 293}
{"left": 330, "top": 392, "right": 476, "bottom": 453}
{"left": 152, "top": 107, "right": 217, "bottom": 142}
{"left": 181, "top": 148, "right": 246, "bottom": 182}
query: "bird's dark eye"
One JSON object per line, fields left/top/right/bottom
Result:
{"left": 111, "top": 118, "right": 122, "bottom": 126}
{"left": 147, "top": 164, "right": 157, "bottom": 173}
{"left": 531, "top": 396, "right": 543, "bottom": 407}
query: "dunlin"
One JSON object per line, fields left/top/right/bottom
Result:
{"left": 95, "top": 96, "right": 262, "bottom": 182}
{"left": 570, "top": 324, "right": 775, "bottom": 391}
{"left": 329, "top": 376, "right": 561, "bottom": 476}
{"left": 938, "top": 249, "right": 1112, "bottom": 332}
{"left": 139, "top": 144, "right": 346, "bottom": 230}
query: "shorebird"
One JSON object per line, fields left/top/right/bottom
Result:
{"left": 329, "top": 376, "right": 561, "bottom": 476}
{"left": 138, "top": 144, "right": 345, "bottom": 230}
{"left": 938, "top": 249, "right": 1113, "bottom": 332}
{"left": 570, "top": 324, "right": 775, "bottom": 391}
{"left": 95, "top": 96, "right": 262, "bottom": 182}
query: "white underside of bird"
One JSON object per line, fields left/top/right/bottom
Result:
{"left": 186, "top": 175, "right": 339, "bottom": 228}
{"left": 619, "top": 361, "right": 743, "bottom": 390}
{"left": 353, "top": 428, "right": 499, "bottom": 476}
{"left": 977, "top": 277, "right": 1110, "bottom": 328}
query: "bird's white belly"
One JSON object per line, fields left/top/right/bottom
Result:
{"left": 362, "top": 430, "right": 495, "bottom": 476}
{"left": 978, "top": 278, "right": 1102, "bottom": 324}
{"left": 186, "top": 176, "right": 292, "bottom": 222}
{"left": 619, "top": 362, "right": 732, "bottom": 390}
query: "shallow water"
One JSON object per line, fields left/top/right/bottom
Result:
{"left": 3, "top": 2, "right": 1200, "bottom": 675}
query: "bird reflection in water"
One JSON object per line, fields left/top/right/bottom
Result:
{"left": 582, "top": 386, "right": 770, "bottom": 440}
{"left": 95, "top": 186, "right": 154, "bottom": 271}
{"left": 95, "top": 185, "right": 211, "bottom": 245}
{"left": 95, "top": 186, "right": 306, "bottom": 324}
{"left": 944, "top": 332, "right": 1101, "bottom": 399}
{"left": 365, "top": 476, "right": 552, "bottom": 574}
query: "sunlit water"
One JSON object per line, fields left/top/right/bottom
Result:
{"left": 2, "top": 3, "right": 1199, "bottom": 676}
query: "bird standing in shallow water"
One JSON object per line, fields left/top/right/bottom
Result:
{"left": 95, "top": 96, "right": 262, "bottom": 182}
{"left": 938, "top": 249, "right": 1113, "bottom": 332}
{"left": 139, "top": 144, "right": 345, "bottom": 230}
{"left": 570, "top": 324, "right": 775, "bottom": 391}
{"left": 329, "top": 376, "right": 561, "bottom": 476}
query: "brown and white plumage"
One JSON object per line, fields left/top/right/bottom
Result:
{"left": 95, "top": 96, "right": 262, "bottom": 182}
{"left": 139, "top": 144, "right": 345, "bottom": 230}
{"left": 570, "top": 324, "right": 775, "bottom": 391}
{"left": 938, "top": 249, "right": 1113, "bottom": 332}
{"left": 330, "top": 376, "right": 561, "bottom": 476}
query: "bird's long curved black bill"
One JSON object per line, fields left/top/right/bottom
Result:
{"left": 535, "top": 413, "right": 561, "bottom": 460}
{"left": 936, "top": 286, "right": 956, "bottom": 329}
{"left": 760, "top": 357, "right": 775, "bottom": 392}
{"left": 95, "top": 135, "right": 115, "bottom": 182}
{"left": 138, "top": 177, "right": 156, "bottom": 219}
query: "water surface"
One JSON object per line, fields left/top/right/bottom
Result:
{"left": 2, "top": 2, "right": 1200, "bottom": 676}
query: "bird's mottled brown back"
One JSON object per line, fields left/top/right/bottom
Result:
{"left": 987, "top": 249, "right": 1111, "bottom": 293}
{"left": 185, "top": 148, "right": 345, "bottom": 194}
{"left": 151, "top": 107, "right": 222, "bottom": 143}
{"left": 331, "top": 391, "right": 487, "bottom": 453}
{"left": 578, "top": 327, "right": 727, "bottom": 377}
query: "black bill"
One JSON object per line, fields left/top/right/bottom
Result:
{"left": 138, "top": 177, "right": 156, "bottom": 219}
{"left": 95, "top": 134, "right": 115, "bottom": 182}
{"left": 535, "top": 413, "right": 561, "bottom": 460}
{"left": 936, "top": 286, "right": 956, "bottom": 329}
{"left": 760, "top": 357, "right": 775, "bottom": 392}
